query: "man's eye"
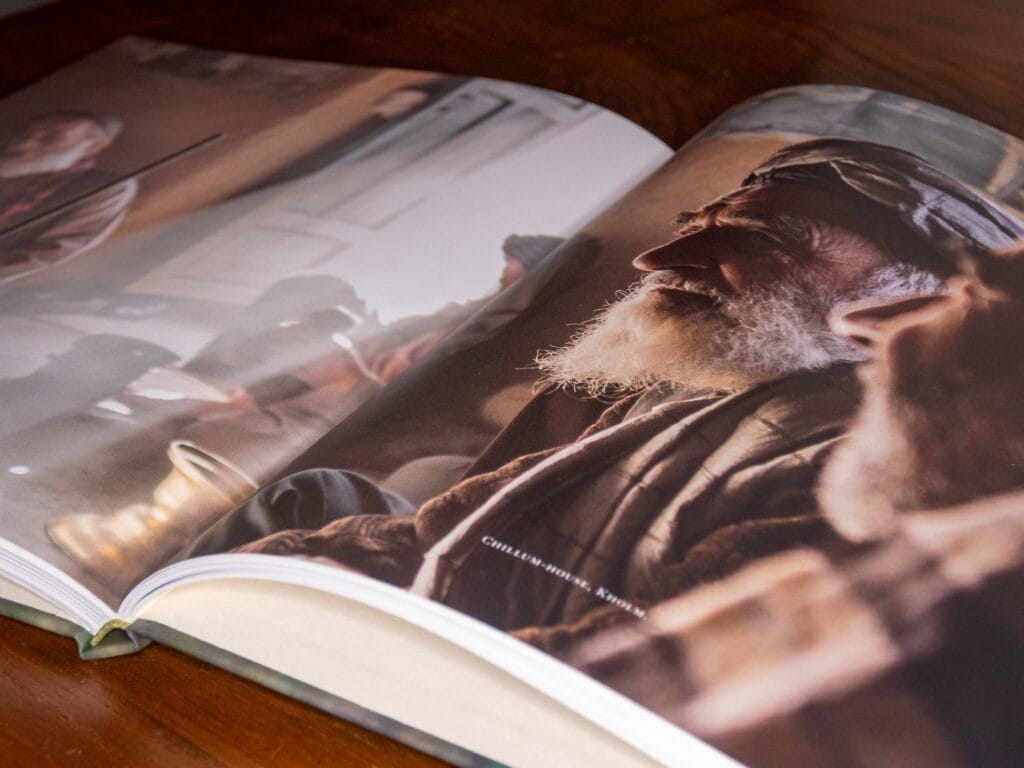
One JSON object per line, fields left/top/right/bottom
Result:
{"left": 745, "top": 230, "right": 787, "bottom": 250}
{"left": 771, "top": 215, "right": 812, "bottom": 244}
{"left": 740, "top": 231, "right": 801, "bottom": 264}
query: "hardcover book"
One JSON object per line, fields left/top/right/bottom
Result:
{"left": 2, "top": 37, "right": 1022, "bottom": 768}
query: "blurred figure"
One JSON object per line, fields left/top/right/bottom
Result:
{"left": 0, "top": 111, "right": 136, "bottom": 283}
{"left": 564, "top": 243, "right": 1024, "bottom": 768}
{"left": 134, "top": 275, "right": 378, "bottom": 482}
{"left": 182, "top": 232, "right": 565, "bottom": 555}
{"left": 363, "top": 233, "right": 566, "bottom": 383}
{"left": 821, "top": 250, "right": 1024, "bottom": 538}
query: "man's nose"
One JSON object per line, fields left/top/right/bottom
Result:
{"left": 632, "top": 231, "right": 717, "bottom": 271}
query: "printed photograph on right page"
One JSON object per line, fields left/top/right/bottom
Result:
{"left": 192, "top": 86, "right": 1024, "bottom": 768}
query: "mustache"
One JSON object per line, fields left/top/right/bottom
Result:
{"left": 640, "top": 272, "right": 729, "bottom": 301}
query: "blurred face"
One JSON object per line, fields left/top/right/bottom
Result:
{"left": 819, "top": 277, "right": 1024, "bottom": 540}
{"left": 0, "top": 116, "right": 110, "bottom": 176}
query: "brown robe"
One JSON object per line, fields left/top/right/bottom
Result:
{"left": 411, "top": 364, "right": 859, "bottom": 631}
{"left": 245, "top": 364, "right": 861, "bottom": 636}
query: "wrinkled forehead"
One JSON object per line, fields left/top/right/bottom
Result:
{"left": 673, "top": 182, "right": 828, "bottom": 232}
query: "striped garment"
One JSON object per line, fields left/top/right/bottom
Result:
{"left": 567, "top": 490, "right": 1024, "bottom": 768}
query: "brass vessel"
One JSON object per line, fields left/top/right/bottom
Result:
{"left": 47, "top": 440, "right": 257, "bottom": 591}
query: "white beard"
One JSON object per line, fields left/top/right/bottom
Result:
{"left": 536, "top": 264, "right": 942, "bottom": 398}
{"left": 0, "top": 145, "right": 91, "bottom": 177}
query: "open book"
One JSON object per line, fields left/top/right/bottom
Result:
{"left": 2, "top": 37, "right": 1023, "bottom": 768}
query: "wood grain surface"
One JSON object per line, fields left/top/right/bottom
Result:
{"left": 1, "top": 1, "right": 1021, "bottom": 766}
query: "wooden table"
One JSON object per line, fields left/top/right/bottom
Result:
{"left": 1, "top": 1, "right": 1021, "bottom": 765}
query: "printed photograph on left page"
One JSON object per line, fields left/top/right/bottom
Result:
{"left": 0, "top": 37, "right": 669, "bottom": 604}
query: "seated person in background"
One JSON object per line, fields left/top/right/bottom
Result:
{"left": 363, "top": 232, "right": 566, "bottom": 383}
{"left": 189, "top": 139, "right": 1023, "bottom": 639}
{"left": 0, "top": 111, "right": 136, "bottom": 283}
{"left": 563, "top": 242, "right": 1024, "bottom": 768}
{"left": 171, "top": 236, "right": 565, "bottom": 486}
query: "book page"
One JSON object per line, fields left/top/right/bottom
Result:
{"left": 161, "top": 85, "right": 1024, "bottom": 767}
{"left": 137, "top": 577, "right": 677, "bottom": 768}
{"left": 0, "top": 37, "right": 669, "bottom": 609}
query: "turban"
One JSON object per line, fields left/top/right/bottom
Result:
{"left": 501, "top": 234, "right": 566, "bottom": 271}
{"left": 744, "top": 138, "right": 1024, "bottom": 276}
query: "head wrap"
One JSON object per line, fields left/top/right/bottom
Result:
{"left": 501, "top": 234, "right": 566, "bottom": 271}
{"left": 744, "top": 138, "right": 1024, "bottom": 277}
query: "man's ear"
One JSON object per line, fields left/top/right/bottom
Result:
{"left": 829, "top": 293, "right": 947, "bottom": 348}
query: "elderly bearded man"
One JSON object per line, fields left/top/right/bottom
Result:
{"left": 0, "top": 111, "right": 136, "bottom": 283}
{"left": 186, "top": 139, "right": 1024, "bottom": 640}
